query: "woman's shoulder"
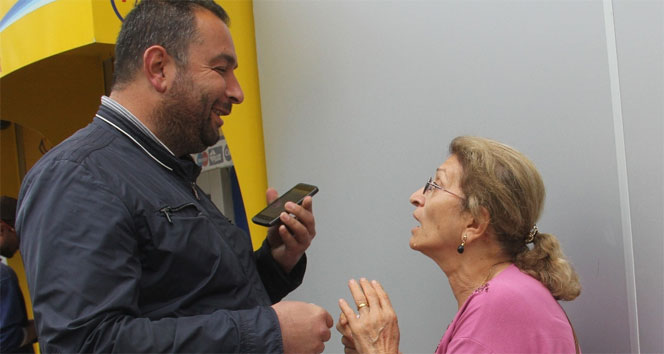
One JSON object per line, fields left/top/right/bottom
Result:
{"left": 449, "top": 265, "right": 575, "bottom": 352}
{"left": 464, "top": 264, "right": 562, "bottom": 320}
{"left": 490, "top": 264, "right": 552, "bottom": 297}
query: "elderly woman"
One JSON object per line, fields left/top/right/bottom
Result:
{"left": 337, "top": 136, "right": 581, "bottom": 353}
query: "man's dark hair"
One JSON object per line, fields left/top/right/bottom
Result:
{"left": 112, "top": 0, "right": 229, "bottom": 88}
{"left": 0, "top": 196, "right": 17, "bottom": 228}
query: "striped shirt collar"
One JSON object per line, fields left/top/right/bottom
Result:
{"left": 100, "top": 96, "right": 175, "bottom": 156}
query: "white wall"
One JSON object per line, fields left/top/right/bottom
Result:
{"left": 613, "top": 1, "right": 664, "bottom": 352}
{"left": 253, "top": 0, "right": 663, "bottom": 352}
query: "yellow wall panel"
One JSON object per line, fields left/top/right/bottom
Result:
{"left": 219, "top": 0, "right": 268, "bottom": 248}
{"left": 1, "top": 0, "right": 96, "bottom": 77}
{"left": 0, "top": 125, "right": 20, "bottom": 196}
{"left": 91, "top": 0, "right": 132, "bottom": 44}
{"left": 1, "top": 51, "right": 107, "bottom": 143}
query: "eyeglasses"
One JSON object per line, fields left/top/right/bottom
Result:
{"left": 0, "top": 219, "right": 15, "bottom": 232}
{"left": 423, "top": 177, "right": 465, "bottom": 200}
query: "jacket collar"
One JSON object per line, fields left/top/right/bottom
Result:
{"left": 95, "top": 104, "right": 202, "bottom": 182}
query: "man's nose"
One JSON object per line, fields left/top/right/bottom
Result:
{"left": 227, "top": 73, "right": 244, "bottom": 104}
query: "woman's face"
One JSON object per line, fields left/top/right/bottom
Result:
{"left": 409, "top": 155, "right": 468, "bottom": 258}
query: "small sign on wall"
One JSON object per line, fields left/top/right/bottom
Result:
{"left": 193, "top": 137, "right": 233, "bottom": 172}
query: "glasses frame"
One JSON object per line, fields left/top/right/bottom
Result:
{"left": 423, "top": 177, "right": 465, "bottom": 200}
{"left": 0, "top": 219, "right": 15, "bottom": 232}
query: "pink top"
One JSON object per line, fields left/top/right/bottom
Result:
{"left": 435, "top": 264, "right": 577, "bottom": 353}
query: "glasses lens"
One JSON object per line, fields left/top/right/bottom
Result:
{"left": 423, "top": 177, "right": 432, "bottom": 194}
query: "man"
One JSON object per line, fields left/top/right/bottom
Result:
{"left": 16, "top": 1, "right": 332, "bottom": 352}
{"left": 0, "top": 196, "right": 37, "bottom": 353}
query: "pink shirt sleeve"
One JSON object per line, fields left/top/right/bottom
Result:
{"left": 447, "top": 337, "right": 494, "bottom": 353}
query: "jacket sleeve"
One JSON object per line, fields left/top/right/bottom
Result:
{"left": 0, "top": 265, "right": 28, "bottom": 352}
{"left": 254, "top": 238, "right": 307, "bottom": 303}
{"left": 17, "top": 159, "right": 283, "bottom": 353}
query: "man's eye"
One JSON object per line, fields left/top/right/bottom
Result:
{"left": 213, "top": 67, "right": 227, "bottom": 75}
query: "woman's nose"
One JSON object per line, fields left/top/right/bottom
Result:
{"left": 410, "top": 188, "right": 424, "bottom": 207}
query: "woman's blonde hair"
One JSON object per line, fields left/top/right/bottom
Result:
{"left": 450, "top": 136, "right": 580, "bottom": 301}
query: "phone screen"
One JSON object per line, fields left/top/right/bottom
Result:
{"left": 252, "top": 183, "right": 318, "bottom": 226}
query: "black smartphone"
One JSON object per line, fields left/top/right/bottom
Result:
{"left": 251, "top": 183, "right": 319, "bottom": 227}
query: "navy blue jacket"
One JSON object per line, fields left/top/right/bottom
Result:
{"left": 0, "top": 263, "right": 34, "bottom": 353}
{"left": 17, "top": 104, "right": 305, "bottom": 353}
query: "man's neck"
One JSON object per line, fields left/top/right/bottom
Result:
{"left": 109, "top": 90, "right": 155, "bottom": 130}
{"left": 105, "top": 91, "right": 176, "bottom": 156}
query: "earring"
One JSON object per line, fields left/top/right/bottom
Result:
{"left": 457, "top": 234, "right": 467, "bottom": 254}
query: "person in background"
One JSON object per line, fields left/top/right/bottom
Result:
{"left": 0, "top": 196, "right": 37, "bottom": 353}
{"left": 16, "top": 1, "right": 332, "bottom": 352}
{"left": 337, "top": 136, "right": 581, "bottom": 353}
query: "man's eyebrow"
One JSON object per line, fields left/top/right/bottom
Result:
{"left": 212, "top": 53, "right": 237, "bottom": 68}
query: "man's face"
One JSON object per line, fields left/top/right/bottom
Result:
{"left": 0, "top": 221, "right": 19, "bottom": 258}
{"left": 157, "top": 8, "right": 244, "bottom": 156}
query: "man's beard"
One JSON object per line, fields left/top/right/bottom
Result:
{"left": 154, "top": 74, "right": 219, "bottom": 156}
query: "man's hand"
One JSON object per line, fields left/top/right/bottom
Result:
{"left": 265, "top": 188, "right": 316, "bottom": 273}
{"left": 20, "top": 319, "right": 37, "bottom": 347}
{"left": 272, "top": 301, "right": 333, "bottom": 354}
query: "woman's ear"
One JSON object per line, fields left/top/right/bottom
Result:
{"left": 143, "top": 45, "right": 173, "bottom": 93}
{"left": 463, "top": 206, "right": 491, "bottom": 243}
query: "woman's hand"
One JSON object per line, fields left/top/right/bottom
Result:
{"left": 337, "top": 278, "right": 400, "bottom": 354}
{"left": 336, "top": 312, "right": 359, "bottom": 354}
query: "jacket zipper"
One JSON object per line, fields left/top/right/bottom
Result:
{"left": 191, "top": 182, "right": 200, "bottom": 200}
{"left": 159, "top": 203, "right": 197, "bottom": 224}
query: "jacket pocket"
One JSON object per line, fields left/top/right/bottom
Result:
{"left": 142, "top": 202, "right": 244, "bottom": 293}
{"left": 158, "top": 203, "right": 199, "bottom": 224}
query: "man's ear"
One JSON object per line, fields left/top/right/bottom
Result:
{"left": 463, "top": 206, "right": 491, "bottom": 243}
{"left": 0, "top": 223, "right": 9, "bottom": 238}
{"left": 143, "top": 45, "right": 174, "bottom": 93}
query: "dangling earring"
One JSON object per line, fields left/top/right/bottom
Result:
{"left": 457, "top": 234, "right": 467, "bottom": 254}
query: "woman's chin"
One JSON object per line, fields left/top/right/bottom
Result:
{"left": 409, "top": 235, "right": 419, "bottom": 251}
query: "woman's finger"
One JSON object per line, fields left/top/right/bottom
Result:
{"left": 338, "top": 298, "right": 358, "bottom": 324}
{"left": 341, "top": 335, "right": 357, "bottom": 350}
{"left": 348, "top": 279, "right": 369, "bottom": 313}
{"left": 338, "top": 312, "right": 348, "bottom": 326}
{"left": 372, "top": 280, "right": 393, "bottom": 309}
{"left": 336, "top": 312, "right": 352, "bottom": 337}
{"left": 359, "top": 278, "right": 380, "bottom": 311}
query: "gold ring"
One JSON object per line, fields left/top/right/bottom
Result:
{"left": 357, "top": 303, "right": 368, "bottom": 310}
